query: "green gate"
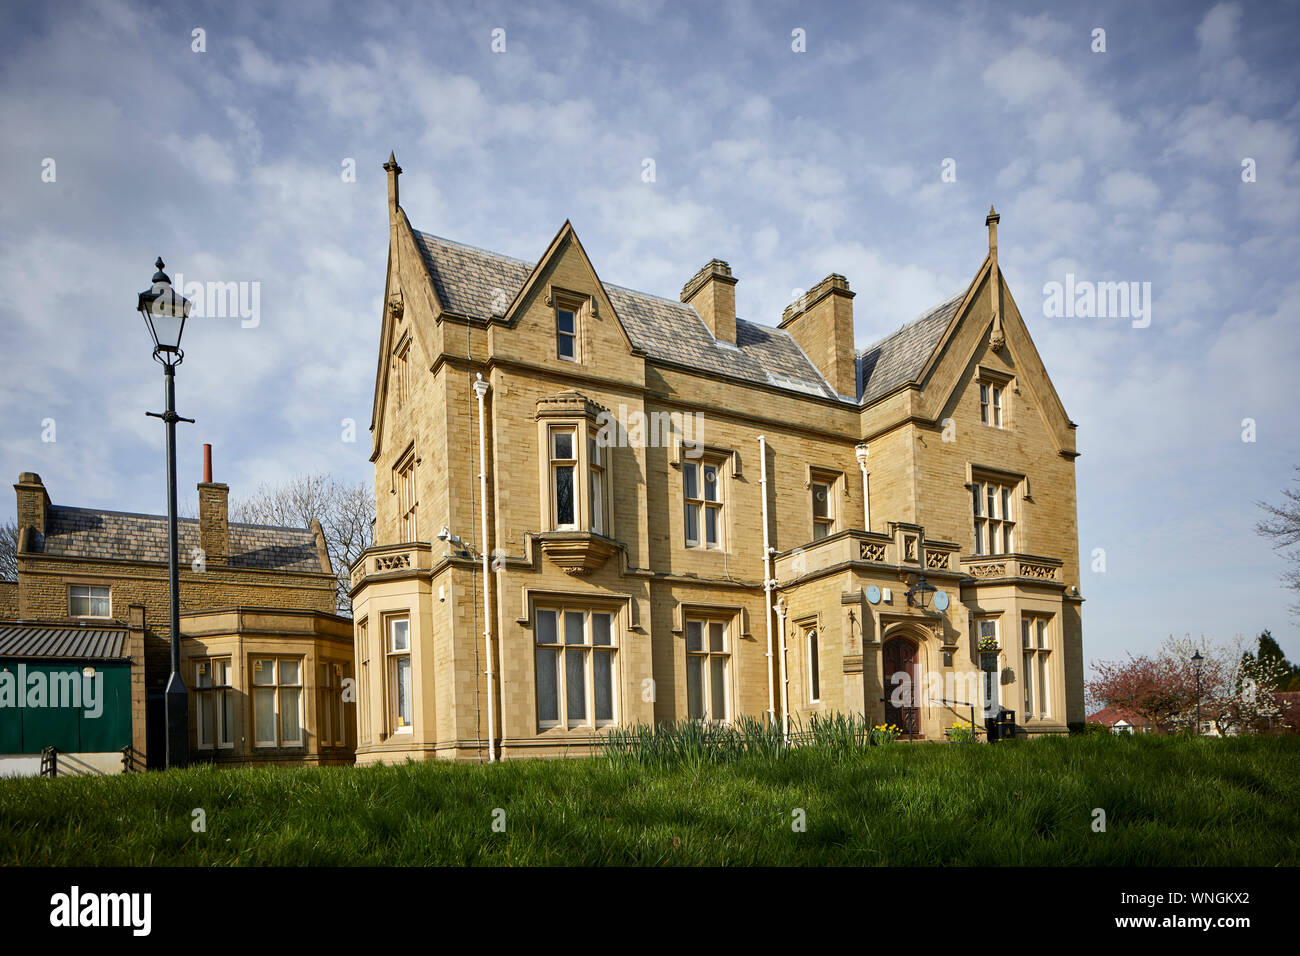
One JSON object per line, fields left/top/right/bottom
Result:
{"left": 0, "top": 660, "right": 132, "bottom": 754}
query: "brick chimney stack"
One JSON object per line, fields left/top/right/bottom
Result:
{"left": 780, "top": 274, "right": 857, "bottom": 397}
{"left": 14, "top": 472, "right": 50, "bottom": 536}
{"left": 197, "top": 446, "right": 229, "bottom": 566}
{"left": 681, "top": 259, "right": 738, "bottom": 343}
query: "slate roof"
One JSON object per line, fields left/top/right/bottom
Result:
{"left": 0, "top": 623, "right": 129, "bottom": 660}
{"left": 413, "top": 230, "right": 967, "bottom": 406}
{"left": 414, "top": 232, "right": 841, "bottom": 400}
{"left": 856, "top": 293, "right": 965, "bottom": 404}
{"left": 32, "top": 506, "right": 324, "bottom": 574}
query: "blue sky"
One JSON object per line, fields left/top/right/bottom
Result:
{"left": 2, "top": 0, "right": 1298, "bottom": 671}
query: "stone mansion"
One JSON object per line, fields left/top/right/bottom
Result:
{"left": 347, "top": 154, "right": 1085, "bottom": 762}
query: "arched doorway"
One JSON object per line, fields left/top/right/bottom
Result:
{"left": 882, "top": 635, "right": 921, "bottom": 736}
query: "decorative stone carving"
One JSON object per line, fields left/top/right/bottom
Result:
{"left": 970, "top": 562, "right": 1006, "bottom": 578}
{"left": 1021, "top": 563, "right": 1057, "bottom": 580}
{"left": 539, "top": 533, "right": 619, "bottom": 575}
{"left": 859, "top": 541, "right": 886, "bottom": 562}
{"left": 375, "top": 553, "right": 411, "bottom": 571}
{"left": 926, "top": 550, "right": 950, "bottom": 570}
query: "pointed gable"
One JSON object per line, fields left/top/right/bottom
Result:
{"left": 410, "top": 228, "right": 838, "bottom": 400}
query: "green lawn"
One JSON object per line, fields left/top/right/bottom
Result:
{"left": 2, "top": 735, "right": 1297, "bottom": 866}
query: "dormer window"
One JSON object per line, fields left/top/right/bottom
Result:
{"left": 976, "top": 367, "right": 1013, "bottom": 429}
{"left": 979, "top": 383, "right": 1001, "bottom": 426}
{"left": 557, "top": 307, "right": 577, "bottom": 361}
{"left": 551, "top": 289, "right": 589, "bottom": 363}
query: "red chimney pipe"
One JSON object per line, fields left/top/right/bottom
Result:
{"left": 203, "top": 443, "right": 212, "bottom": 483}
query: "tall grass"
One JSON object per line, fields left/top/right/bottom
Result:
{"left": 604, "top": 714, "right": 788, "bottom": 768}
{"left": 604, "top": 713, "right": 893, "bottom": 768}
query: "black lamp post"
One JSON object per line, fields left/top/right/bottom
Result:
{"left": 1192, "top": 649, "right": 1204, "bottom": 737}
{"left": 137, "top": 258, "right": 194, "bottom": 770}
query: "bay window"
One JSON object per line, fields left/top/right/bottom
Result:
{"left": 977, "top": 617, "right": 999, "bottom": 717}
{"left": 319, "top": 660, "right": 350, "bottom": 748}
{"left": 252, "top": 656, "right": 303, "bottom": 748}
{"left": 195, "top": 658, "right": 234, "bottom": 751}
{"left": 387, "top": 617, "right": 412, "bottom": 733}
{"left": 588, "top": 432, "right": 605, "bottom": 534}
{"left": 1021, "top": 615, "right": 1052, "bottom": 719}
{"left": 537, "top": 395, "right": 615, "bottom": 542}
{"left": 550, "top": 427, "right": 578, "bottom": 530}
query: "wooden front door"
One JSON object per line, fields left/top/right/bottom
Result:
{"left": 882, "top": 637, "right": 920, "bottom": 736}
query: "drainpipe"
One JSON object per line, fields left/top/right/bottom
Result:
{"left": 855, "top": 443, "right": 870, "bottom": 532}
{"left": 759, "top": 436, "right": 776, "bottom": 726}
{"left": 776, "top": 596, "right": 789, "bottom": 743}
{"left": 473, "top": 373, "right": 497, "bottom": 763}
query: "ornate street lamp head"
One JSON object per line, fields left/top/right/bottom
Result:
{"left": 906, "top": 572, "right": 936, "bottom": 610}
{"left": 137, "top": 257, "right": 192, "bottom": 363}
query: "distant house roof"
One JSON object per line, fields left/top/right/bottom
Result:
{"left": 0, "top": 623, "right": 129, "bottom": 660}
{"left": 30, "top": 506, "right": 324, "bottom": 574}
{"left": 1087, "top": 705, "right": 1152, "bottom": 727}
{"left": 413, "top": 231, "right": 958, "bottom": 405}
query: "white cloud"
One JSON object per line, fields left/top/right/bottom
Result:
{"left": 1196, "top": 3, "right": 1242, "bottom": 59}
{"left": 1100, "top": 170, "right": 1160, "bottom": 207}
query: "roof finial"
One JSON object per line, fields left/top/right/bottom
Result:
{"left": 383, "top": 152, "right": 402, "bottom": 221}
{"left": 986, "top": 204, "right": 1004, "bottom": 352}
{"left": 985, "top": 204, "right": 999, "bottom": 258}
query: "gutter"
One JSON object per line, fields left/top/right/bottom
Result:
{"left": 473, "top": 373, "right": 497, "bottom": 762}
{"left": 759, "top": 435, "right": 775, "bottom": 726}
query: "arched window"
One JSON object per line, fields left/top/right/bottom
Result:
{"left": 807, "top": 628, "right": 820, "bottom": 702}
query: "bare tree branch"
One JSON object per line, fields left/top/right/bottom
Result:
{"left": 0, "top": 520, "right": 17, "bottom": 582}
{"left": 1256, "top": 465, "right": 1300, "bottom": 618}
{"left": 231, "top": 474, "right": 373, "bottom": 616}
